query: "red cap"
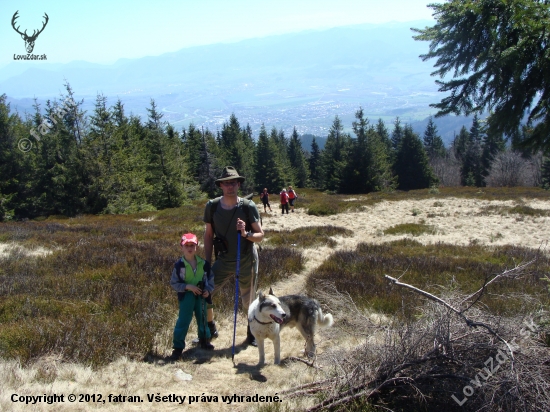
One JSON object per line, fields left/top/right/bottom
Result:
{"left": 180, "top": 233, "right": 198, "bottom": 246}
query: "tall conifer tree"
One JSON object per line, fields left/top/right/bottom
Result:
{"left": 394, "top": 125, "right": 437, "bottom": 190}
{"left": 288, "top": 127, "right": 309, "bottom": 188}
{"left": 423, "top": 117, "right": 446, "bottom": 159}
{"left": 321, "top": 116, "right": 350, "bottom": 192}
{"left": 256, "top": 124, "right": 285, "bottom": 193}
{"left": 308, "top": 138, "right": 321, "bottom": 188}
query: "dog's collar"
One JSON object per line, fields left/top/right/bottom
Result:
{"left": 253, "top": 315, "right": 273, "bottom": 325}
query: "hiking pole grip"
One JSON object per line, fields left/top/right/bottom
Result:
{"left": 232, "top": 233, "right": 241, "bottom": 363}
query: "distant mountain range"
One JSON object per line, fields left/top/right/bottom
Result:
{"left": 1, "top": 20, "right": 475, "bottom": 145}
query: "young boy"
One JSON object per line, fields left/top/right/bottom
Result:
{"left": 170, "top": 233, "right": 214, "bottom": 360}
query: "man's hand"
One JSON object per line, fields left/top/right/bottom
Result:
{"left": 236, "top": 218, "right": 246, "bottom": 236}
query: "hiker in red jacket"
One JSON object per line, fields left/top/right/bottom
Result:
{"left": 280, "top": 189, "right": 289, "bottom": 215}
{"left": 287, "top": 186, "right": 298, "bottom": 213}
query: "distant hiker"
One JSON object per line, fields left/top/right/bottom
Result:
{"left": 170, "top": 233, "right": 214, "bottom": 361}
{"left": 288, "top": 186, "right": 298, "bottom": 213}
{"left": 280, "top": 188, "right": 289, "bottom": 214}
{"left": 203, "top": 166, "right": 264, "bottom": 346}
{"left": 260, "top": 188, "right": 273, "bottom": 213}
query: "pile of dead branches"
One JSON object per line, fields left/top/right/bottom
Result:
{"left": 286, "top": 264, "right": 550, "bottom": 411}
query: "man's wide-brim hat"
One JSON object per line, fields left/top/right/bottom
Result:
{"left": 215, "top": 166, "right": 245, "bottom": 186}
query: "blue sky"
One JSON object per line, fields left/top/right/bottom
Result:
{"left": 1, "top": 0, "right": 435, "bottom": 67}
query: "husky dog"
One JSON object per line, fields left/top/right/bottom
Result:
{"left": 248, "top": 288, "right": 333, "bottom": 365}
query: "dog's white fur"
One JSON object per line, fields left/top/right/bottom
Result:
{"left": 248, "top": 288, "right": 333, "bottom": 365}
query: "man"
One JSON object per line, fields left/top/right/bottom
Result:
{"left": 203, "top": 166, "right": 264, "bottom": 346}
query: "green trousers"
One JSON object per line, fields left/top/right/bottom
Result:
{"left": 173, "top": 291, "right": 210, "bottom": 349}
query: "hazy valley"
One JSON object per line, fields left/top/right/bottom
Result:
{"left": 2, "top": 20, "right": 473, "bottom": 144}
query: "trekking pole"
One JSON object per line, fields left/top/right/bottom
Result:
{"left": 231, "top": 233, "right": 241, "bottom": 364}
{"left": 201, "top": 286, "right": 207, "bottom": 343}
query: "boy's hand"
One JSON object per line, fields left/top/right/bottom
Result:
{"left": 186, "top": 285, "right": 202, "bottom": 295}
{"left": 202, "top": 290, "right": 210, "bottom": 298}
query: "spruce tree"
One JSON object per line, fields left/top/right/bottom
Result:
{"left": 85, "top": 93, "right": 114, "bottom": 211}
{"left": 218, "top": 113, "right": 241, "bottom": 167}
{"left": 394, "top": 125, "right": 437, "bottom": 190}
{"left": 460, "top": 115, "right": 486, "bottom": 187}
{"left": 29, "top": 96, "right": 87, "bottom": 216}
{"left": 0, "top": 94, "right": 33, "bottom": 220}
{"left": 197, "top": 128, "right": 218, "bottom": 197}
{"left": 103, "top": 106, "right": 154, "bottom": 213}
{"left": 367, "top": 126, "right": 396, "bottom": 192}
{"left": 321, "top": 116, "right": 350, "bottom": 192}
{"left": 423, "top": 117, "right": 446, "bottom": 159}
{"left": 144, "top": 99, "right": 186, "bottom": 209}
{"left": 343, "top": 107, "right": 370, "bottom": 193}
{"left": 288, "top": 127, "right": 309, "bottom": 188}
{"left": 236, "top": 122, "right": 257, "bottom": 194}
{"left": 308, "top": 138, "right": 321, "bottom": 188}
{"left": 391, "top": 117, "right": 403, "bottom": 152}
{"left": 270, "top": 127, "right": 292, "bottom": 189}
{"left": 461, "top": 138, "right": 484, "bottom": 186}
{"left": 183, "top": 123, "right": 204, "bottom": 181}
{"left": 453, "top": 126, "right": 470, "bottom": 160}
{"left": 255, "top": 124, "right": 285, "bottom": 193}
{"left": 376, "top": 118, "right": 392, "bottom": 153}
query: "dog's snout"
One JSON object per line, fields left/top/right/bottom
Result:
{"left": 282, "top": 312, "right": 286, "bottom": 318}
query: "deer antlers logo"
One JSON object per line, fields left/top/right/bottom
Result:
{"left": 11, "top": 11, "right": 49, "bottom": 54}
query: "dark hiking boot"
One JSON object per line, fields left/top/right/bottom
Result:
{"left": 208, "top": 321, "right": 219, "bottom": 339}
{"left": 169, "top": 348, "right": 183, "bottom": 361}
{"left": 192, "top": 321, "right": 217, "bottom": 345}
{"left": 246, "top": 325, "right": 257, "bottom": 347}
{"left": 199, "top": 339, "right": 214, "bottom": 350}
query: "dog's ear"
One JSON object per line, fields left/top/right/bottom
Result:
{"left": 259, "top": 291, "right": 265, "bottom": 301}
{"left": 268, "top": 287, "right": 275, "bottom": 296}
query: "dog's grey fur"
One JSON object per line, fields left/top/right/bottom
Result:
{"left": 248, "top": 288, "right": 333, "bottom": 365}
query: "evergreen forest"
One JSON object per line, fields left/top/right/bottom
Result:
{"left": 1, "top": 84, "right": 549, "bottom": 221}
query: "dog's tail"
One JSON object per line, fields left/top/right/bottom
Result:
{"left": 317, "top": 309, "right": 333, "bottom": 328}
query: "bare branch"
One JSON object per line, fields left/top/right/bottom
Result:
{"left": 459, "top": 259, "right": 536, "bottom": 306}
{"left": 384, "top": 274, "right": 515, "bottom": 359}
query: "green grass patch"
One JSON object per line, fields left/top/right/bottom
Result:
{"left": 265, "top": 225, "right": 353, "bottom": 248}
{"left": 479, "top": 204, "right": 550, "bottom": 217}
{"left": 509, "top": 205, "right": 550, "bottom": 216}
{"left": 383, "top": 223, "right": 436, "bottom": 236}
{"left": 306, "top": 202, "right": 340, "bottom": 216}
